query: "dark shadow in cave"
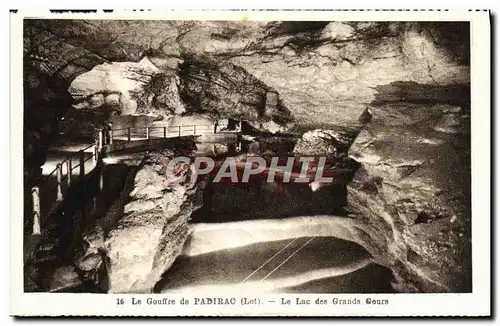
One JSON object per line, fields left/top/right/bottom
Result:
{"left": 371, "top": 81, "right": 471, "bottom": 111}
{"left": 190, "top": 181, "right": 349, "bottom": 224}
{"left": 190, "top": 132, "right": 360, "bottom": 224}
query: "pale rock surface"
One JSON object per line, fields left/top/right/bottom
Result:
{"left": 346, "top": 102, "right": 471, "bottom": 292}
{"left": 78, "top": 150, "right": 201, "bottom": 293}
{"left": 293, "top": 129, "right": 357, "bottom": 156}
{"left": 104, "top": 152, "right": 201, "bottom": 293}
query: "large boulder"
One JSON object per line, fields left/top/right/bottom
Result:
{"left": 178, "top": 57, "right": 292, "bottom": 128}
{"left": 70, "top": 57, "right": 160, "bottom": 96}
{"left": 293, "top": 128, "right": 357, "bottom": 157}
{"left": 107, "top": 152, "right": 201, "bottom": 293}
{"left": 69, "top": 57, "right": 186, "bottom": 118}
{"left": 346, "top": 99, "right": 471, "bottom": 292}
{"left": 78, "top": 150, "right": 202, "bottom": 293}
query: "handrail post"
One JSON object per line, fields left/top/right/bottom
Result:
{"left": 127, "top": 127, "right": 131, "bottom": 142}
{"left": 93, "top": 144, "right": 98, "bottom": 163}
{"left": 66, "top": 158, "right": 72, "bottom": 187}
{"left": 99, "top": 166, "right": 104, "bottom": 192}
{"left": 109, "top": 128, "right": 114, "bottom": 145}
{"left": 32, "top": 186, "right": 41, "bottom": 235}
{"left": 79, "top": 149, "right": 85, "bottom": 178}
{"left": 97, "top": 128, "right": 103, "bottom": 149}
{"left": 194, "top": 125, "right": 196, "bottom": 135}
{"left": 146, "top": 126, "right": 150, "bottom": 140}
{"left": 56, "top": 163, "right": 63, "bottom": 201}
{"left": 178, "top": 125, "right": 181, "bottom": 137}
{"left": 163, "top": 126, "right": 167, "bottom": 139}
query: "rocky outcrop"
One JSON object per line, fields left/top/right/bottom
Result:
{"left": 69, "top": 55, "right": 293, "bottom": 132}
{"left": 178, "top": 57, "right": 292, "bottom": 128}
{"left": 219, "top": 22, "right": 469, "bottom": 127}
{"left": 78, "top": 149, "right": 202, "bottom": 293}
{"left": 346, "top": 96, "right": 471, "bottom": 292}
{"left": 69, "top": 57, "right": 186, "bottom": 118}
{"left": 293, "top": 128, "right": 358, "bottom": 157}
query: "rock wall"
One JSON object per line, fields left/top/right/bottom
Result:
{"left": 69, "top": 57, "right": 179, "bottom": 117}
{"left": 346, "top": 85, "right": 471, "bottom": 292}
{"left": 78, "top": 149, "right": 202, "bottom": 293}
{"left": 293, "top": 128, "right": 358, "bottom": 157}
{"left": 178, "top": 56, "right": 292, "bottom": 127}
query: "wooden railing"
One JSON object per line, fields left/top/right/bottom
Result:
{"left": 29, "top": 123, "right": 232, "bottom": 236}
{"left": 106, "top": 124, "right": 216, "bottom": 144}
{"left": 31, "top": 143, "right": 99, "bottom": 235}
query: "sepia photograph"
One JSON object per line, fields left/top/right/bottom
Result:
{"left": 10, "top": 10, "right": 491, "bottom": 317}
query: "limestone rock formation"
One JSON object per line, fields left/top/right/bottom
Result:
{"left": 178, "top": 57, "right": 292, "bottom": 127}
{"left": 293, "top": 128, "right": 357, "bottom": 157}
{"left": 346, "top": 98, "right": 471, "bottom": 292}
{"left": 78, "top": 150, "right": 202, "bottom": 293}
{"left": 69, "top": 57, "right": 184, "bottom": 118}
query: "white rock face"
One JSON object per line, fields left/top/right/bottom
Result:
{"left": 248, "top": 120, "right": 285, "bottom": 134}
{"left": 71, "top": 57, "right": 160, "bottom": 95}
{"left": 76, "top": 150, "right": 202, "bottom": 293}
{"left": 69, "top": 57, "right": 162, "bottom": 113}
{"left": 30, "top": 21, "right": 470, "bottom": 131}
{"left": 57, "top": 21, "right": 470, "bottom": 131}
{"left": 321, "top": 22, "right": 356, "bottom": 40}
{"left": 88, "top": 93, "right": 105, "bottom": 108}
{"left": 103, "top": 152, "right": 200, "bottom": 293}
{"left": 347, "top": 102, "right": 471, "bottom": 292}
{"left": 293, "top": 129, "right": 355, "bottom": 156}
{"left": 401, "top": 29, "right": 469, "bottom": 85}
{"left": 433, "top": 114, "right": 461, "bottom": 134}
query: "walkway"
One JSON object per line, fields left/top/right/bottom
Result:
{"left": 29, "top": 123, "right": 236, "bottom": 236}
{"left": 25, "top": 118, "right": 245, "bottom": 292}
